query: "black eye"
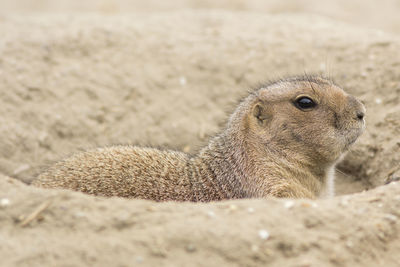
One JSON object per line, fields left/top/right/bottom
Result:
{"left": 295, "top": 97, "right": 316, "bottom": 110}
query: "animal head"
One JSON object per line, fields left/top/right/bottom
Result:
{"left": 242, "top": 76, "right": 366, "bottom": 164}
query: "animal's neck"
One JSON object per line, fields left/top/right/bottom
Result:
{"left": 192, "top": 132, "right": 253, "bottom": 200}
{"left": 251, "top": 140, "right": 334, "bottom": 197}
{"left": 195, "top": 129, "right": 334, "bottom": 199}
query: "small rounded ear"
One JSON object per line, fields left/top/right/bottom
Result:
{"left": 252, "top": 101, "right": 272, "bottom": 126}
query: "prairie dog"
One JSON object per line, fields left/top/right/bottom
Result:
{"left": 33, "top": 76, "right": 366, "bottom": 201}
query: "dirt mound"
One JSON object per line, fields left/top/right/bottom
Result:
{"left": 1, "top": 175, "right": 400, "bottom": 267}
{"left": 0, "top": 9, "right": 399, "bottom": 267}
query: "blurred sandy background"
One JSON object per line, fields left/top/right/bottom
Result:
{"left": 0, "top": 1, "right": 399, "bottom": 266}
{"left": 2, "top": 0, "right": 400, "bottom": 34}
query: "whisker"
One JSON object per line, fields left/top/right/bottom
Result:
{"left": 336, "top": 168, "right": 353, "bottom": 180}
{"left": 303, "top": 71, "right": 317, "bottom": 95}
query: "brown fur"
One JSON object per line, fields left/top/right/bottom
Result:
{"left": 32, "top": 76, "right": 366, "bottom": 201}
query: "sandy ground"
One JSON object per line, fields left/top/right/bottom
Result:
{"left": 1, "top": 175, "right": 400, "bottom": 267}
{"left": 0, "top": 1, "right": 400, "bottom": 266}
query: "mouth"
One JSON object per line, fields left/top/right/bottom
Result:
{"left": 346, "top": 135, "right": 358, "bottom": 146}
{"left": 343, "top": 126, "right": 364, "bottom": 149}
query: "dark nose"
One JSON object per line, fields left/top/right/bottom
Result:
{"left": 356, "top": 111, "right": 365, "bottom": 120}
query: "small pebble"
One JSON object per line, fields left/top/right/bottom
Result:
{"left": 377, "top": 232, "right": 386, "bottom": 241}
{"left": 284, "top": 200, "right": 294, "bottom": 209}
{"left": 146, "top": 206, "right": 157, "bottom": 212}
{"left": 185, "top": 244, "right": 196, "bottom": 252}
{"left": 228, "top": 204, "right": 238, "bottom": 211}
{"left": 0, "top": 198, "right": 10, "bottom": 207}
{"left": 206, "top": 211, "right": 216, "bottom": 218}
{"left": 73, "top": 212, "right": 87, "bottom": 218}
{"left": 375, "top": 98, "right": 382, "bottom": 104}
{"left": 383, "top": 213, "right": 397, "bottom": 222}
{"left": 300, "top": 201, "right": 317, "bottom": 208}
{"left": 339, "top": 196, "right": 349, "bottom": 206}
{"left": 258, "top": 229, "right": 270, "bottom": 240}
{"left": 250, "top": 244, "right": 259, "bottom": 252}
{"left": 346, "top": 240, "right": 353, "bottom": 248}
{"left": 135, "top": 256, "right": 144, "bottom": 264}
{"left": 300, "top": 202, "right": 310, "bottom": 207}
{"left": 247, "top": 207, "right": 255, "bottom": 213}
{"left": 179, "top": 76, "right": 187, "bottom": 86}
{"left": 264, "top": 248, "right": 273, "bottom": 256}
{"left": 13, "top": 164, "right": 30, "bottom": 175}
